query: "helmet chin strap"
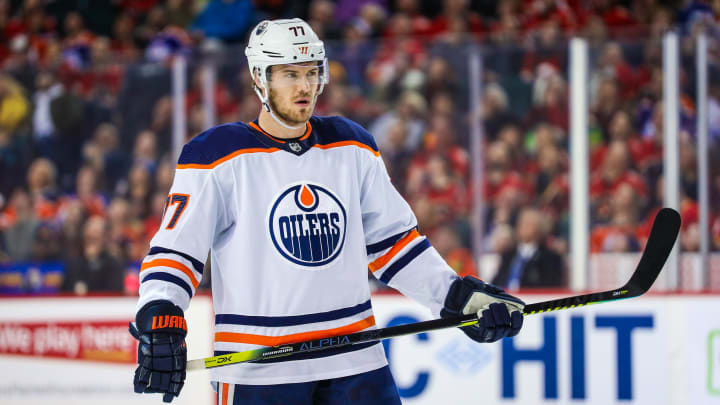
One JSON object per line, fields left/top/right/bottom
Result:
{"left": 253, "top": 83, "right": 306, "bottom": 131}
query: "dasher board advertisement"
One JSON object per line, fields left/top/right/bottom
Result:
{"left": 0, "top": 296, "right": 214, "bottom": 405}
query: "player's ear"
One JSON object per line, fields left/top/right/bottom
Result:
{"left": 253, "top": 68, "right": 265, "bottom": 92}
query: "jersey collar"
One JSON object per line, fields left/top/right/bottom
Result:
{"left": 248, "top": 120, "right": 314, "bottom": 156}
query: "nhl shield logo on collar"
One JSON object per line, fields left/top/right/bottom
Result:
{"left": 288, "top": 142, "right": 302, "bottom": 153}
{"left": 267, "top": 182, "right": 346, "bottom": 269}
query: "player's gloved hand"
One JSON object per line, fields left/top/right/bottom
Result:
{"left": 441, "top": 276, "right": 524, "bottom": 343}
{"left": 129, "top": 300, "right": 187, "bottom": 403}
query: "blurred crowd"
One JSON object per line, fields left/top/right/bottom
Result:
{"left": 1, "top": 0, "right": 720, "bottom": 294}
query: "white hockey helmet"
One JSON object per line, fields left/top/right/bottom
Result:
{"left": 245, "top": 19, "right": 328, "bottom": 109}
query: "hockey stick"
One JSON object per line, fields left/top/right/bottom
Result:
{"left": 187, "top": 208, "right": 680, "bottom": 371}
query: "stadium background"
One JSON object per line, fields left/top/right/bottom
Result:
{"left": 0, "top": 0, "right": 719, "bottom": 404}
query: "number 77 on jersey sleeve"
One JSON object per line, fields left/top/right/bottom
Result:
{"left": 163, "top": 193, "right": 190, "bottom": 230}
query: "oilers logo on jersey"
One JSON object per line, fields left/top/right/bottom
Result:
{"left": 268, "top": 182, "right": 346, "bottom": 268}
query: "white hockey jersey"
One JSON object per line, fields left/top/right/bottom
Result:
{"left": 137, "top": 116, "right": 459, "bottom": 385}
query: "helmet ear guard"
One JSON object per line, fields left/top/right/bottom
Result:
{"left": 251, "top": 66, "right": 271, "bottom": 112}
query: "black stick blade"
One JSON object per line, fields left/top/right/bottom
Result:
{"left": 623, "top": 207, "right": 681, "bottom": 295}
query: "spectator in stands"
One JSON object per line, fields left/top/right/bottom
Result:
{"left": 135, "top": 5, "right": 169, "bottom": 47}
{"left": 111, "top": 11, "right": 139, "bottom": 62}
{"left": 143, "top": 191, "right": 166, "bottom": 248}
{"left": 535, "top": 143, "right": 569, "bottom": 213}
{"left": 520, "top": 17, "right": 565, "bottom": 83}
{"left": 483, "top": 140, "right": 530, "bottom": 211}
{"left": 70, "top": 165, "right": 106, "bottom": 218}
{"left": 591, "top": 140, "right": 648, "bottom": 224}
{"left": 482, "top": 82, "right": 514, "bottom": 140}
{"left": 46, "top": 77, "right": 86, "bottom": 184}
{"left": 591, "top": 77, "right": 622, "bottom": 138}
{"left": 526, "top": 73, "right": 568, "bottom": 132}
{"left": 591, "top": 183, "right": 642, "bottom": 252}
{"left": 62, "top": 11, "right": 92, "bottom": 44}
{"left": 0, "top": 74, "right": 29, "bottom": 145}
{"left": 424, "top": 57, "right": 459, "bottom": 104}
{"left": 126, "top": 163, "right": 152, "bottom": 220}
{"left": 89, "top": 123, "right": 127, "bottom": 192}
{"left": 408, "top": 154, "right": 469, "bottom": 226}
{"left": 679, "top": 142, "right": 698, "bottom": 201}
{"left": 154, "top": 157, "right": 174, "bottom": 195}
{"left": 62, "top": 215, "right": 124, "bottom": 294}
{"left": 498, "top": 124, "right": 528, "bottom": 171}
{"left": 31, "top": 70, "right": 62, "bottom": 160}
{"left": 106, "top": 196, "right": 142, "bottom": 263}
{"left": 2, "top": 188, "right": 37, "bottom": 262}
{"left": 369, "top": 90, "right": 426, "bottom": 152}
{"left": 591, "top": 42, "right": 644, "bottom": 102}
{"left": 58, "top": 198, "right": 86, "bottom": 262}
{"left": 492, "top": 207, "right": 565, "bottom": 289}
{"left": 368, "top": 13, "right": 427, "bottom": 95}
{"left": 681, "top": 222, "right": 700, "bottom": 252}
{"left": 190, "top": 0, "right": 255, "bottom": 42}
{"left": 332, "top": 17, "right": 375, "bottom": 90}
{"left": 148, "top": 97, "right": 172, "bottom": 150}
{"left": 378, "top": 117, "right": 414, "bottom": 191}
{"left": 31, "top": 221, "right": 61, "bottom": 261}
{"left": 428, "top": 0, "right": 483, "bottom": 39}
{"left": 307, "top": 0, "right": 342, "bottom": 40}
{"left": 334, "top": 0, "right": 387, "bottom": 28}
{"left": 429, "top": 225, "right": 477, "bottom": 278}
{"left": 133, "top": 129, "right": 158, "bottom": 174}
{"left": 166, "top": 0, "right": 195, "bottom": 29}
{"left": 489, "top": 0, "right": 520, "bottom": 43}
{"left": 26, "top": 157, "right": 59, "bottom": 220}
{"left": 408, "top": 113, "right": 470, "bottom": 185}
{"left": 591, "top": 110, "right": 646, "bottom": 172}
{"left": 187, "top": 103, "right": 206, "bottom": 138}
{"left": 489, "top": 222, "right": 514, "bottom": 257}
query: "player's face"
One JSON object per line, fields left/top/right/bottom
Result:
{"left": 267, "top": 63, "right": 320, "bottom": 126}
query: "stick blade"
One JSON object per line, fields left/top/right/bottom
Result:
{"left": 623, "top": 207, "right": 681, "bottom": 295}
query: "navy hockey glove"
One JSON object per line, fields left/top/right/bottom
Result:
{"left": 441, "top": 276, "right": 524, "bottom": 343}
{"left": 129, "top": 300, "right": 187, "bottom": 403}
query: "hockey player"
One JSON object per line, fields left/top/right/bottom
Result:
{"left": 130, "top": 18, "right": 524, "bottom": 404}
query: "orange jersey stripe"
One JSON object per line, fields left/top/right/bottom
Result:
{"left": 215, "top": 315, "right": 376, "bottom": 346}
{"left": 176, "top": 147, "right": 281, "bottom": 170}
{"left": 221, "top": 383, "right": 229, "bottom": 405}
{"left": 141, "top": 258, "right": 200, "bottom": 289}
{"left": 369, "top": 230, "right": 420, "bottom": 272}
{"left": 248, "top": 121, "right": 313, "bottom": 142}
{"left": 312, "top": 141, "right": 380, "bottom": 156}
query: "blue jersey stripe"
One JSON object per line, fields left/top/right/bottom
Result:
{"left": 379, "top": 239, "right": 431, "bottom": 284}
{"left": 148, "top": 246, "right": 205, "bottom": 274}
{"left": 215, "top": 300, "right": 372, "bottom": 327}
{"left": 213, "top": 341, "right": 380, "bottom": 363}
{"left": 310, "top": 116, "right": 379, "bottom": 152}
{"left": 366, "top": 228, "right": 416, "bottom": 255}
{"left": 142, "top": 272, "right": 193, "bottom": 298}
{"left": 178, "top": 122, "right": 275, "bottom": 166}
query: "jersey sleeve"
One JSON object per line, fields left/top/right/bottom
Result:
{"left": 361, "top": 153, "right": 459, "bottom": 317}
{"left": 137, "top": 143, "right": 231, "bottom": 312}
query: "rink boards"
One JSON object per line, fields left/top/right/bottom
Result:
{"left": 0, "top": 293, "right": 718, "bottom": 404}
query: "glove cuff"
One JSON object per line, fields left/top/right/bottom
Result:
{"left": 441, "top": 276, "right": 468, "bottom": 316}
{"left": 136, "top": 300, "right": 187, "bottom": 337}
